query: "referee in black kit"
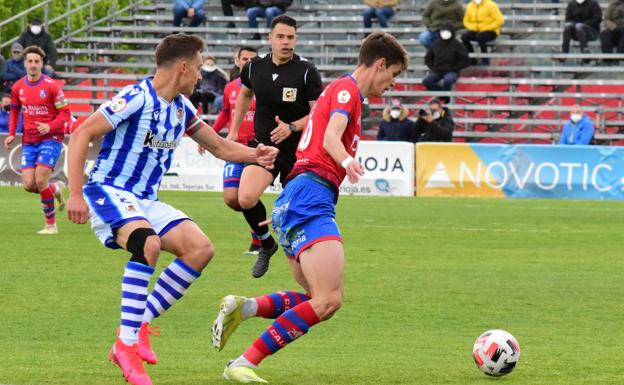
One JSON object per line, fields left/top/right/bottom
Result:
{"left": 227, "top": 14, "right": 323, "bottom": 278}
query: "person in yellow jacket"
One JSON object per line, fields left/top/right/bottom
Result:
{"left": 363, "top": 0, "right": 399, "bottom": 28}
{"left": 460, "top": 0, "right": 504, "bottom": 66}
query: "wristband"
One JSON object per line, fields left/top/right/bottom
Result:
{"left": 341, "top": 156, "right": 355, "bottom": 169}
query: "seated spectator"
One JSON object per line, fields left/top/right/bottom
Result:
{"left": 377, "top": 99, "right": 414, "bottom": 142}
{"left": 559, "top": 105, "right": 594, "bottom": 145}
{"left": 221, "top": 0, "right": 247, "bottom": 28}
{"left": 0, "top": 93, "right": 22, "bottom": 133}
{"left": 461, "top": 0, "right": 504, "bottom": 66}
{"left": 423, "top": 24, "right": 470, "bottom": 91}
{"left": 420, "top": 0, "right": 464, "bottom": 49}
{"left": 17, "top": 18, "right": 57, "bottom": 76}
{"left": 363, "top": 0, "right": 399, "bottom": 29}
{"left": 173, "top": 0, "right": 206, "bottom": 27}
{"left": 247, "top": 0, "right": 293, "bottom": 39}
{"left": 561, "top": 0, "right": 602, "bottom": 58}
{"left": 2, "top": 43, "right": 26, "bottom": 93}
{"left": 413, "top": 98, "right": 454, "bottom": 142}
{"left": 600, "top": 0, "right": 624, "bottom": 64}
{"left": 191, "top": 55, "right": 229, "bottom": 115}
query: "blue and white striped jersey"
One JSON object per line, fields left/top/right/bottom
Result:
{"left": 88, "top": 78, "right": 202, "bottom": 200}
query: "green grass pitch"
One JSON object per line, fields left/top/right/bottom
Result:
{"left": 1, "top": 186, "right": 623, "bottom": 384}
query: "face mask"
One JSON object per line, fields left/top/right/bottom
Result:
{"left": 30, "top": 25, "right": 42, "bottom": 35}
{"left": 432, "top": 111, "right": 441, "bottom": 120}
{"left": 390, "top": 109, "right": 401, "bottom": 119}
{"left": 3, "top": 104, "right": 10, "bottom": 113}
{"left": 474, "top": 0, "right": 481, "bottom": 4}
{"left": 576, "top": 0, "right": 585, "bottom": 3}
{"left": 440, "top": 30, "right": 452, "bottom": 40}
{"left": 202, "top": 64, "right": 216, "bottom": 72}
{"left": 570, "top": 113, "right": 582, "bottom": 123}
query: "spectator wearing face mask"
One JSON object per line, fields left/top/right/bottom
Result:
{"left": 423, "top": 24, "right": 470, "bottom": 91}
{"left": 17, "top": 18, "right": 57, "bottom": 76}
{"left": 377, "top": 99, "right": 414, "bottom": 142}
{"left": 461, "top": 0, "right": 504, "bottom": 66}
{"left": 2, "top": 43, "right": 26, "bottom": 93}
{"left": 559, "top": 105, "right": 594, "bottom": 145}
{"left": 190, "top": 54, "right": 229, "bottom": 114}
{"left": 420, "top": 0, "right": 465, "bottom": 49}
{"left": 0, "top": 93, "right": 22, "bottom": 133}
{"left": 561, "top": 0, "right": 602, "bottom": 58}
{"left": 413, "top": 98, "right": 454, "bottom": 142}
{"left": 600, "top": 0, "right": 624, "bottom": 64}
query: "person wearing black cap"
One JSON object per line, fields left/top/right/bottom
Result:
{"left": 17, "top": 18, "right": 57, "bottom": 76}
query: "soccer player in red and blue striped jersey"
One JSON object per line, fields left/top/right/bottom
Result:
{"left": 211, "top": 31, "right": 409, "bottom": 383}
{"left": 3, "top": 45, "right": 70, "bottom": 234}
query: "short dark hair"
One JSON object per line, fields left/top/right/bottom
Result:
{"left": 358, "top": 31, "right": 408, "bottom": 71}
{"left": 270, "top": 15, "right": 297, "bottom": 31}
{"left": 1, "top": 93, "right": 10, "bottom": 99}
{"left": 155, "top": 34, "right": 204, "bottom": 68}
{"left": 237, "top": 45, "right": 257, "bottom": 57}
{"left": 23, "top": 45, "right": 46, "bottom": 60}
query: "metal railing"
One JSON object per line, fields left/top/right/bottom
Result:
{"left": 0, "top": 1, "right": 52, "bottom": 51}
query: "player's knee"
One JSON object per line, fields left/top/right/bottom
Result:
{"left": 238, "top": 193, "right": 258, "bottom": 209}
{"left": 316, "top": 293, "right": 342, "bottom": 320}
{"left": 34, "top": 177, "right": 48, "bottom": 192}
{"left": 23, "top": 181, "right": 37, "bottom": 193}
{"left": 224, "top": 196, "right": 242, "bottom": 211}
{"left": 127, "top": 227, "right": 160, "bottom": 265}
{"left": 186, "top": 239, "right": 214, "bottom": 270}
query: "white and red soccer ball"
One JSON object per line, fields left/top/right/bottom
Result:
{"left": 472, "top": 329, "right": 521, "bottom": 377}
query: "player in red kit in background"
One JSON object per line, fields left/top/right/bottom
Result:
{"left": 199, "top": 46, "right": 261, "bottom": 256}
{"left": 211, "top": 31, "right": 409, "bottom": 383}
{"left": 3, "top": 45, "right": 71, "bottom": 234}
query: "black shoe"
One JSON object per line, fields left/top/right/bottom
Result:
{"left": 226, "top": 22, "right": 235, "bottom": 28}
{"left": 242, "top": 243, "right": 262, "bottom": 257}
{"left": 252, "top": 242, "right": 278, "bottom": 278}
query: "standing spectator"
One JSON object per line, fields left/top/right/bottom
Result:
{"left": 561, "top": 0, "right": 602, "bottom": 57}
{"left": 420, "top": 0, "right": 465, "bottom": 49}
{"left": 559, "top": 105, "right": 594, "bottom": 145}
{"left": 423, "top": 24, "right": 470, "bottom": 91}
{"left": 247, "top": 0, "right": 293, "bottom": 40}
{"left": 2, "top": 43, "right": 26, "bottom": 93}
{"left": 191, "top": 55, "right": 229, "bottom": 114}
{"left": 461, "top": 0, "right": 504, "bottom": 66}
{"left": 363, "top": 0, "right": 399, "bottom": 29}
{"left": 377, "top": 99, "right": 414, "bottom": 142}
{"left": 0, "top": 93, "right": 23, "bottom": 133}
{"left": 413, "top": 98, "right": 454, "bottom": 142}
{"left": 173, "top": 0, "right": 206, "bottom": 27}
{"left": 600, "top": 0, "right": 624, "bottom": 64}
{"left": 17, "top": 19, "right": 57, "bottom": 76}
{"left": 221, "top": 0, "right": 247, "bottom": 28}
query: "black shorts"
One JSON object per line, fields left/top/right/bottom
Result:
{"left": 247, "top": 139, "right": 296, "bottom": 186}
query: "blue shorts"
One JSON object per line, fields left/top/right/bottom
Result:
{"left": 21, "top": 140, "right": 62, "bottom": 170}
{"left": 223, "top": 161, "right": 245, "bottom": 188}
{"left": 271, "top": 172, "right": 341, "bottom": 260}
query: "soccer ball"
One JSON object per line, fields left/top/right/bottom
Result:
{"left": 472, "top": 329, "right": 521, "bottom": 377}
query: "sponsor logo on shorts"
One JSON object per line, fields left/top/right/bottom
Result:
{"left": 291, "top": 230, "right": 307, "bottom": 249}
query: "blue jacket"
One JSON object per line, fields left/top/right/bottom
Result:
{"left": 0, "top": 108, "right": 23, "bottom": 133}
{"left": 559, "top": 114, "right": 594, "bottom": 145}
{"left": 174, "top": 0, "right": 205, "bottom": 9}
{"left": 2, "top": 58, "right": 25, "bottom": 84}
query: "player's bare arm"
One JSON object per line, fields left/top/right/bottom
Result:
{"left": 271, "top": 100, "right": 316, "bottom": 144}
{"left": 228, "top": 86, "right": 254, "bottom": 141}
{"left": 323, "top": 113, "right": 364, "bottom": 184}
{"left": 191, "top": 121, "right": 278, "bottom": 169}
{"left": 66, "top": 111, "right": 113, "bottom": 224}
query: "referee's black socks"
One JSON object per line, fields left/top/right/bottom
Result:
{"left": 242, "top": 200, "right": 276, "bottom": 249}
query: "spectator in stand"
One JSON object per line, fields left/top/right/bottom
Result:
{"left": 461, "top": 0, "right": 504, "bottom": 66}
{"left": 413, "top": 98, "right": 454, "bottom": 142}
{"left": 247, "top": 0, "right": 293, "bottom": 40}
{"left": 191, "top": 54, "right": 229, "bottom": 114}
{"left": 3, "top": 43, "right": 26, "bottom": 93}
{"left": 363, "top": 0, "right": 399, "bottom": 29}
{"left": 0, "top": 93, "right": 23, "bottom": 133}
{"left": 173, "top": 0, "right": 206, "bottom": 27}
{"left": 423, "top": 23, "right": 470, "bottom": 91}
{"left": 221, "top": 0, "right": 247, "bottom": 28}
{"left": 0, "top": 53, "right": 4, "bottom": 86}
{"left": 561, "top": 0, "right": 602, "bottom": 58}
{"left": 559, "top": 105, "right": 594, "bottom": 145}
{"left": 17, "top": 19, "right": 57, "bottom": 76}
{"left": 420, "top": 0, "right": 465, "bottom": 49}
{"left": 377, "top": 99, "right": 414, "bottom": 142}
{"left": 600, "top": 0, "right": 624, "bottom": 65}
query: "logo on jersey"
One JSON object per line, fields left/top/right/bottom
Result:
{"left": 153, "top": 110, "right": 160, "bottom": 120}
{"left": 109, "top": 98, "right": 127, "bottom": 113}
{"left": 337, "top": 90, "right": 351, "bottom": 104}
{"left": 19, "top": 89, "right": 24, "bottom": 95}
{"left": 282, "top": 87, "right": 297, "bottom": 102}
{"left": 95, "top": 197, "right": 106, "bottom": 205}
{"left": 129, "top": 88, "right": 141, "bottom": 96}
{"left": 272, "top": 73, "right": 279, "bottom": 81}
{"left": 176, "top": 107, "right": 183, "bottom": 121}
{"left": 40, "top": 89, "right": 47, "bottom": 98}
{"left": 144, "top": 130, "right": 180, "bottom": 149}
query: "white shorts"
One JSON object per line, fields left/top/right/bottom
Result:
{"left": 83, "top": 183, "right": 190, "bottom": 249}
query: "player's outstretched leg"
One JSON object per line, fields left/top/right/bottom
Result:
{"left": 37, "top": 182, "right": 58, "bottom": 235}
{"left": 223, "top": 359, "right": 268, "bottom": 383}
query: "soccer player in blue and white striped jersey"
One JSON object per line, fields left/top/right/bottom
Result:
{"left": 66, "top": 34, "right": 278, "bottom": 385}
